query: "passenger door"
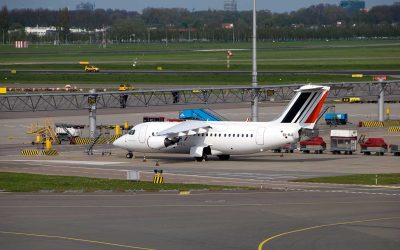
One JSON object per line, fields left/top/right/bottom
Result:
{"left": 256, "top": 127, "right": 265, "bottom": 145}
{"left": 139, "top": 125, "right": 148, "bottom": 143}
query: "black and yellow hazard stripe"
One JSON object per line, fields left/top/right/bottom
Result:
{"left": 21, "top": 149, "right": 39, "bottom": 156}
{"left": 153, "top": 174, "right": 164, "bottom": 184}
{"left": 388, "top": 127, "right": 400, "bottom": 133}
{"left": 74, "top": 138, "right": 95, "bottom": 145}
{"left": 74, "top": 136, "right": 121, "bottom": 145}
{"left": 360, "top": 121, "right": 384, "bottom": 127}
{"left": 383, "top": 120, "right": 400, "bottom": 127}
{"left": 41, "top": 149, "right": 59, "bottom": 156}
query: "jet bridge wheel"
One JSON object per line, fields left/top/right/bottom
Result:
{"left": 217, "top": 155, "right": 230, "bottom": 161}
{"left": 126, "top": 152, "right": 133, "bottom": 159}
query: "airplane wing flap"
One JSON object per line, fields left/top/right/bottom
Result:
{"left": 157, "top": 120, "right": 212, "bottom": 137}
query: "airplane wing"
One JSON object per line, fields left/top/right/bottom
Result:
{"left": 157, "top": 120, "right": 212, "bottom": 137}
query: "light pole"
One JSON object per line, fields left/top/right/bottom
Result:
{"left": 251, "top": 0, "right": 258, "bottom": 122}
{"left": 165, "top": 28, "right": 168, "bottom": 46}
{"left": 232, "top": 25, "right": 235, "bottom": 43}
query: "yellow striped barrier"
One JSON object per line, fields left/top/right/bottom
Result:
{"left": 41, "top": 149, "right": 58, "bottom": 156}
{"left": 21, "top": 149, "right": 39, "bottom": 156}
{"left": 359, "top": 121, "right": 384, "bottom": 127}
{"left": 153, "top": 174, "right": 164, "bottom": 184}
{"left": 388, "top": 127, "right": 400, "bottom": 133}
{"left": 153, "top": 170, "right": 164, "bottom": 184}
{"left": 74, "top": 136, "right": 121, "bottom": 145}
{"left": 383, "top": 120, "right": 400, "bottom": 127}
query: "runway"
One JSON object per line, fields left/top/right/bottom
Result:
{"left": 0, "top": 191, "right": 399, "bottom": 250}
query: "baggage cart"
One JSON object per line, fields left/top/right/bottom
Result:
{"left": 330, "top": 130, "right": 357, "bottom": 155}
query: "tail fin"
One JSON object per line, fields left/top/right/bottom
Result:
{"left": 274, "top": 85, "right": 330, "bottom": 129}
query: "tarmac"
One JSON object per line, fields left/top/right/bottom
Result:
{"left": 0, "top": 191, "right": 399, "bottom": 249}
{"left": 0, "top": 102, "right": 400, "bottom": 249}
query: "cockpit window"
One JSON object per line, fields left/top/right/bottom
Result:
{"left": 128, "top": 130, "right": 135, "bottom": 135}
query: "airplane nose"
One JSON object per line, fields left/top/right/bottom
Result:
{"left": 113, "top": 136, "right": 124, "bottom": 148}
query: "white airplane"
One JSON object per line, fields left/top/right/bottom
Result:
{"left": 113, "top": 85, "right": 330, "bottom": 161}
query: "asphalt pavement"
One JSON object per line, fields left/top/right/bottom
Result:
{"left": 0, "top": 191, "right": 399, "bottom": 250}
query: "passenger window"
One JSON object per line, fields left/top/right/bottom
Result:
{"left": 228, "top": 134, "right": 231, "bottom": 137}
{"left": 251, "top": 134, "right": 253, "bottom": 137}
{"left": 246, "top": 134, "right": 248, "bottom": 137}
{"left": 233, "top": 134, "right": 235, "bottom": 137}
{"left": 206, "top": 133, "right": 208, "bottom": 136}
{"left": 219, "top": 134, "right": 221, "bottom": 137}
{"left": 129, "top": 130, "right": 135, "bottom": 135}
{"left": 242, "top": 134, "right": 244, "bottom": 137}
{"left": 237, "top": 134, "right": 239, "bottom": 137}
{"left": 224, "top": 134, "right": 226, "bottom": 137}
{"left": 202, "top": 133, "right": 204, "bottom": 136}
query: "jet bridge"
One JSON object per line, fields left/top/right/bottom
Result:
{"left": 179, "top": 109, "right": 226, "bottom": 121}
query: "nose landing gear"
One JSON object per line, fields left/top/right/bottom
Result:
{"left": 126, "top": 151, "right": 134, "bottom": 159}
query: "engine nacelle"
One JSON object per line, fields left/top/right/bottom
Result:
{"left": 147, "top": 136, "right": 180, "bottom": 149}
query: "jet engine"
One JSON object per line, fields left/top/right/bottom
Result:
{"left": 147, "top": 136, "right": 180, "bottom": 149}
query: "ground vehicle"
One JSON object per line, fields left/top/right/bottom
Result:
{"left": 84, "top": 65, "right": 99, "bottom": 72}
{"left": 119, "top": 84, "right": 134, "bottom": 91}
{"left": 360, "top": 138, "right": 388, "bottom": 155}
{"left": 342, "top": 97, "right": 361, "bottom": 103}
{"left": 325, "top": 113, "right": 348, "bottom": 125}
{"left": 300, "top": 137, "right": 326, "bottom": 154}
{"left": 330, "top": 130, "right": 357, "bottom": 154}
{"left": 272, "top": 143, "right": 296, "bottom": 153}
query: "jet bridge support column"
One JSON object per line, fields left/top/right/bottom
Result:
{"left": 88, "top": 89, "right": 97, "bottom": 138}
{"left": 378, "top": 80, "right": 385, "bottom": 122}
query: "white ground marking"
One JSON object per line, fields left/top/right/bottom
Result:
{"left": 0, "top": 160, "right": 125, "bottom": 165}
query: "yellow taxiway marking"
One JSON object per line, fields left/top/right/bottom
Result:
{"left": 0, "top": 231, "right": 155, "bottom": 250}
{"left": 258, "top": 216, "right": 400, "bottom": 250}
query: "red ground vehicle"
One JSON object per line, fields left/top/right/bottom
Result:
{"left": 300, "top": 137, "right": 326, "bottom": 154}
{"left": 360, "top": 138, "right": 388, "bottom": 155}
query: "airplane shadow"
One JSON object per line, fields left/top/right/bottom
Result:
{"left": 140, "top": 153, "right": 347, "bottom": 164}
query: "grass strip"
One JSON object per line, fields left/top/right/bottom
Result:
{"left": 292, "top": 173, "right": 400, "bottom": 185}
{"left": 0, "top": 72, "right": 374, "bottom": 85}
{"left": 0, "top": 172, "right": 236, "bottom": 192}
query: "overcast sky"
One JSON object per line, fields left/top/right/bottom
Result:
{"left": 0, "top": 0, "right": 397, "bottom": 13}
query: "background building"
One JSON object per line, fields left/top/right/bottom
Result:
{"left": 224, "top": 0, "right": 237, "bottom": 11}
{"left": 340, "top": 0, "right": 366, "bottom": 12}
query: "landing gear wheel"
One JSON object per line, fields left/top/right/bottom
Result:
{"left": 126, "top": 152, "right": 133, "bottom": 159}
{"left": 217, "top": 155, "right": 230, "bottom": 161}
{"left": 195, "top": 153, "right": 208, "bottom": 162}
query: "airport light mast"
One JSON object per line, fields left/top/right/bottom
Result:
{"left": 251, "top": 0, "right": 258, "bottom": 122}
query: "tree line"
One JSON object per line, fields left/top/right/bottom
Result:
{"left": 0, "top": 4, "right": 399, "bottom": 44}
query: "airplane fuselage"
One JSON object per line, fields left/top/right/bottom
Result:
{"left": 115, "top": 121, "right": 301, "bottom": 156}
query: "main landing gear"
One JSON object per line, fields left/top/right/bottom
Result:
{"left": 126, "top": 151, "right": 133, "bottom": 159}
{"left": 195, "top": 154, "right": 231, "bottom": 162}
{"left": 195, "top": 153, "right": 208, "bottom": 162}
{"left": 217, "top": 155, "right": 230, "bottom": 161}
